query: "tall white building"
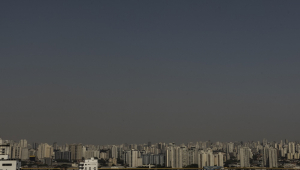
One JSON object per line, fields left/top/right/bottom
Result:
{"left": 165, "top": 144, "right": 176, "bottom": 168}
{"left": 37, "top": 143, "right": 53, "bottom": 159}
{"left": 82, "top": 146, "right": 86, "bottom": 159}
{"left": 198, "top": 150, "right": 207, "bottom": 168}
{"left": 111, "top": 145, "right": 118, "bottom": 158}
{"left": 280, "top": 146, "right": 287, "bottom": 157}
{"left": 188, "top": 147, "right": 197, "bottom": 165}
{"left": 20, "top": 148, "right": 29, "bottom": 160}
{"left": 263, "top": 145, "right": 269, "bottom": 167}
{"left": 296, "top": 144, "right": 300, "bottom": 152}
{"left": 227, "top": 142, "right": 234, "bottom": 153}
{"left": 207, "top": 149, "right": 214, "bottom": 166}
{"left": 288, "top": 142, "right": 295, "bottom": 154}
{"left": 100, "top": 152, "right": 106, "bottom": 159}
{"left": 175, "top": 145, "right": 189, "bottom": 168}
{"left": 84, "top": 150, "right": 95, "bottom": 159}
{"left": 11, "top": 145, "right": 21, "bottom": 159}
{"left": 268, "top": 148, "right": 278, "bottom": 168}
{"left": 19, "top": 139, "right": 27, "bottom": 148}
{"left": 217, "top": 152, "right": 224, "bottom": 167}
{"left": 175, "top": 147, "right": 182, "bottom": 168}
{"left": 287, "top": 153, "right": 294, "bottom": 159}
{"left": 197, "top": 149, "right": 215, "bottom": 168}
{"left": 125, "top": 150, "right": 142, "bottom": 167}
{"left": 240, "top": 147, "right": 251, "bottom": 168}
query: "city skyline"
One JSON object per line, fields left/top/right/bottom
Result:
{"left": 2, "top": 137, "right": 300, "bottom": 168}
{"left": 2, "top": 137, "right": 300, "bottom": 148}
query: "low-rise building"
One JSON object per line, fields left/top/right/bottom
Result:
{"left": 0, "top": 152, "right": 21, "bottom": 170}
{"left": 79, "top": 157, "right": 98, "bottom": 170}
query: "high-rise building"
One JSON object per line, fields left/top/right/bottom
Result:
{"left": 268, "top": 148, "right": 278, "bottom": 168}
{"left": 20, "top": 148, "right": 29, "bottom": 160}
{"left": 198, "top": 150, "right": 206, "bottom": 168}
{"left": 37, "top": 143, "right": 53, "bottom": 159}
{"left": 20, "top": 139, "right": 27, "bottom": 148}
{"left": 111, "top": 145, "right": 118, "bottom": 158}
{"left": 285, "top": 139, "right": 288, "bottom": 145}
{"left": 217, "top": 152, "right": 224, "bottom": 167}
{"left": 227, "top": 142, "right": 234, "bottom": 153}
{"left": 207, "top": 149, "right": 214, "bottom": 166}
{"left": 165, "top": 144, "right": 176, "bottom": 168}
{"left": 175, "top": 147, "right": 182, "bottom": 168}
{"left": 153, "top": 154, "right": 160, "bottom": 165}
{"left": 11, "top": 144, "right": 22, "bottom": 159}
{"left": 69, "top": 144, "right": 83, "bottom": 161}
{"left": 183, "top": 146, "right": 189, "bottom": 167}
{"left": 263, "top": 145, "right": 269, "bottom": 167}
{"left": 214, "top": 154, "right": 218, "bottom": 166}
{"left": 288, "top": 142, "right": 295, "bottom": 154}
{"left": 287, "top": 152, "right": 293, "bottom": 159}
{"left": 32, "top": 143, "right": 38, "bottom": 150}
{"left": 159, "top": 153, "right": 165, "bottom": 166}
{"left": 197, "top": 149, "right": 215, "bottom": 168}
{"left": 53, "top": 142, "right": 58, "bottom": 150}
{"left": 125, "top": 149, "right": 142, "bottom": 167}
{"left": 142, "top": 154, "right": 150, "bottom": 165}
{"left": 294, "top": 153, "right": 300, "bottom": 159}
{"left": 188, "top": 147, "right": 197, "bottom": 165}
{"left": 176, "top": 146, "right": 187, "bottom": 168}
{"left": 263, "top": 139, "right": 268, "bottom": 146}
{"left": 0, "top": 143, "right": 10, "bottom": 156}
{"left": 240, "top": 147, "right": 251, "bottom": 168}
{"left": 296, "top": 144, "right": 300, "bottom": 152}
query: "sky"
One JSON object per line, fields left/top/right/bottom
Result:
{"left": 0, "top": 0, "right": 300, "bottom": 145}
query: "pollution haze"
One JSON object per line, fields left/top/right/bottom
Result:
{"left": 0, "top": 0, "right": 300, "bottom": 145}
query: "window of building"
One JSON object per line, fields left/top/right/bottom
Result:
{"left": 2, "top": 164, "right": 12, "bottom": 166}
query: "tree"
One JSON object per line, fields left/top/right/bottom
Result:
{"left": 224, "top": 159, "right": 238, "bottom": 167}
{"left": 98, "top": 158, "right": 107, "bottom": 166}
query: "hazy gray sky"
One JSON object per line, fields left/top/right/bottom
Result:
{"left": 1, "top": 0, "right": 300, "bottom": 145}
